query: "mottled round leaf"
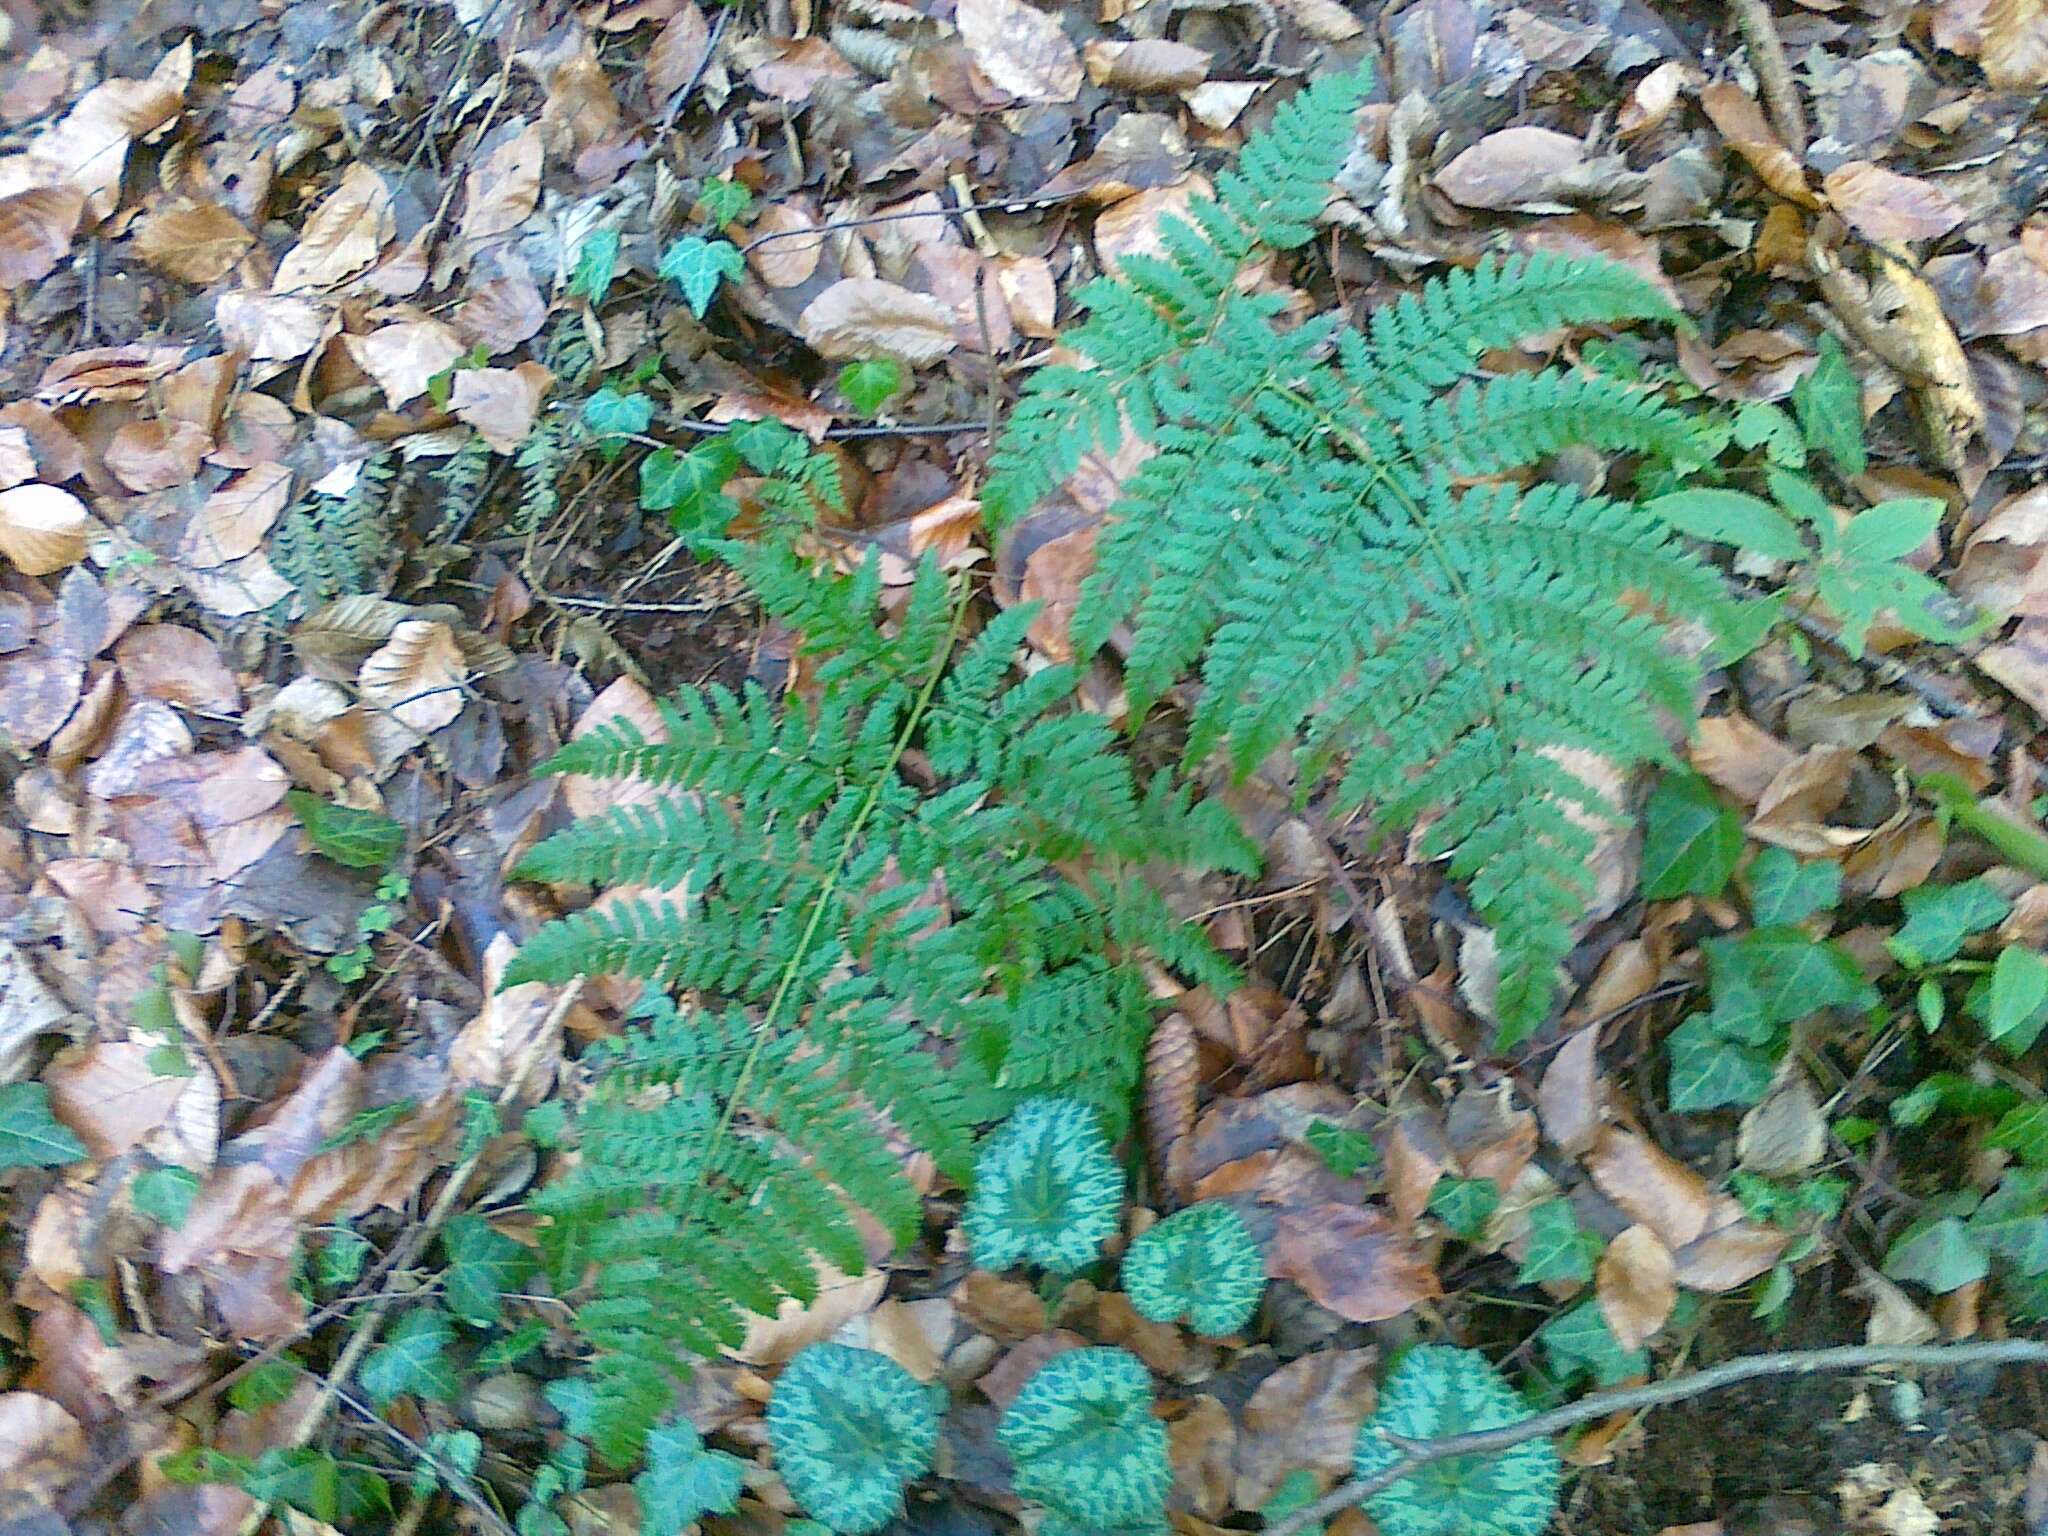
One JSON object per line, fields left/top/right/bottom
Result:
{"left": 766, "top": 1343, "right": 941, "bottom": 1534}
{"left": 1120, "top": 1202, "right": 1265, "bottom": 1335}
{"left": 964, "top": 1097, "right": 1124, "bottom": 1274}
{"left": 1352, "top": 1345, "right": 1560, "bottom": 1536}
{"left": 996, "top": 1347, "right": 1170, "bottom": 1532}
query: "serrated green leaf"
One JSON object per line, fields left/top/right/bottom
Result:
{"left": 479, "top": 1319, "right": 549, "bottom": 1373}
{"left": 1792, "top": 334, "right": 1866, "bottom": 475}
{"left": 658, "top": 236, "right": 744, "bottom": 317}
{"left": 443, "top": 1213, "right": 535, "bottom": 1326}
{"left": 0, "top": 1082, "right": 87, "bottom": 1169}
{"left": 838, "top": 358, "right": 905, "bottom": 416}
{"left": 1517, "top": 1198, "right": 1594, "bottom": 1285}
{"left": 1640, "top": 773, "right": 1742, "bottom": 900}
{"left": 360, "top": 1308, "right": 458, "bottom": 1406}
{"left": 1746, "top": 847, "right": 1840, "bottom": 926}
{"left": 1843, "top": 498, "right": 1943, "bottom": 562}
{"left": 638, "top": 1418, "right": 746, "bottom": 1535}
{"left": 286, "top": 790, "right": 406, "bottom": 870}
{"left": 1882, "top": 1215, "right": 1989, "bottom": 1293}
{"left": 1645, "top": 489, "right": 1808, "bottom": 561}
{"left": 1889, "top": 879, "right": 2011, "bottom": 967}
{"left": 1732, "top": 401, "right": 1807, "bottom": 468}
{"left": 411, "top": 1429, "right": 484, "bottom": 1497}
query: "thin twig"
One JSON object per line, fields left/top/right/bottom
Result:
{"left": 1726, "top": 0, "right": 1808, "bottom": 154}
{"left": 657, "top": 3, "right": 732, "bottom": 132}
{"left": 1265, "top": 1338, "right": 2048, "bottom": 1536}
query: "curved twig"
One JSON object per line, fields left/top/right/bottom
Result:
{"left": 1265, "top": 1338, "right": 2048, "bottom": 1536}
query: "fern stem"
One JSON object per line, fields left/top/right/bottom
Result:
{"left": 673, "top": 582, "right": 974, "bottom": 1244}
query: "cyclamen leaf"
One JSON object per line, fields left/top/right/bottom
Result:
{"left": 0, "top": 1082, "right": 87, "bottom": 1169}
{"left": 659, "top": 236, "right": 744, "bottom": 317}
{"left": 1645, "top": 489, "right": 1808, "bottom": 561}
{"left": 1792, "top": 333, "right": 1866, "bottom": 475}
{"left": 637, "top": 1418, "right": 745, "bottom": 1535}
{"left": 998, "top": 1348, "right": 1171, "bottom": 1532}
{"left": 1639, "top": 773, "right": 1742, "bottom": 900}
{"left": 766, "top": 1343, "right": 940, "bottom": 1534}
{"left": 1120, "top": 1202, "right": 1266, "bottom": 1334}
{"left": 963, "top": 1097, "right": 1124, "bottom": 1274}
{"left": 286, "top": 790, "right": 405, "bottom": 870}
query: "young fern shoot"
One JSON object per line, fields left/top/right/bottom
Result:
{"left": 986, "top": 62, "right": 1734, "bottom": 1038}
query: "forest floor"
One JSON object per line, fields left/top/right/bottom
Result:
{"left": 0, "top": 0, "right": 2046, "bottom": 1533}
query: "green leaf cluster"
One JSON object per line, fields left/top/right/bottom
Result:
{"left": 965, "top": 1097, "right": 1126, "bottom": 1274}
{"left": 766, "top": 1343, "right": 942, "bottom": 1533}
{"left": 997, "top": 1347, "right": 1172, "bottom": 1534}
{"left": 1120, "top": 1201, "right": 1266, "bottom": 1334}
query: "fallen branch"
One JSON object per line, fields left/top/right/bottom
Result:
{"left": 1726, "top": 0, "right": 1809, "bottom": 153}
{"left": 1264, "top": 1338, "right": 2048, "bottom": 1536}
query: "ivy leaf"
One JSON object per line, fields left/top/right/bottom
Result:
{"left": 1428, "top": 1177, "right": 1500, "bottom": 1241}
{"left": 638, "top": 1418, "right": 745, "bottom": 1535}
{"left": 581, "top": 387, "right": 654, "bottom": 444}
{"left": 360, "top": 1308, "right": 458, "bottom": 1406}
{"left": 442, "top": 1214, "right": 535, "bottom": 1327}
{"left": 1990, "top": 1104, "right": 2048, "bottom": 1166}
{"left": 838, "top": 358, "right": 905, "bottom": 416}
{"left": 1968, "top": 1169, "right": 2048, "bottom": 1273}
{"left": 1983, "top": 946, "right": 2048, "bottom": 1048}
{"left": 1639, "top": 773, "right": 1742, "bottom": 900}
{"left": 133, "top": 1164, "right": 200, "bottom": 1225}
{"left": 0, "top": 1082, "right": 87, "bottom": 1169}
{"left": 1666, "top": 1014, "right": 1776, "bottom": 1112}
{"left": 1889, "top": 879, "right": 2011, "bottom": 967}
{"left": 286, "top": 791, "right": 405, "bottom": 870}
{"left": 1792, "top": 333, "right": 1866, "bottom": 475}
{"left": 659, "top": 236, "right": 744, "bottom": 317}
{"left": 1539, "top": 1301, "right": 1648, "bottom": 1387}
{"left": 1714, "top": 928, "right": 1874, "bottom": 1025}
{"left": 1645, "top": 489, "right": 1808, "bottom": 562}
{"left": 697, "top": 177, "right": 755, "bottom": 227}
{"left": 1882, "top": 1215, "right": 1989, "bottom": 1293}
{"left": 1306, "top": 1120, "right": 1379, "bottom": 1177}
{"left": 241, "top": 1449, "right": 391, "bottom": 1525}
{"left": 1746, "top": 847, "right": 1840, "bottom": 926}
{"left": 568, "top": 229, "right": 621, "bottom": 306}
{"left": 639, "top": 442, "right": 739, "bottom": 538}
{"left": 1518, "top": 1199, "right": 1594, "bottom": 1285}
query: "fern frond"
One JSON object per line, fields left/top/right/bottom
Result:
{"left": 985, "top": 61, "right": 1727, "bottom": 1039}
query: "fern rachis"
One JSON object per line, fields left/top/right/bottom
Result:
{"left": 985, "top": 61, "right": 1733, "bottom": 1038}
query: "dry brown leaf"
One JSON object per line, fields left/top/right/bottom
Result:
{"left": 450, "top": 362, "right": 553, "bottom": 452}
{"left": 1698, "top": 83, "right": 1818, "bottom": 206}
{"left": 1585, "top": 1127, "right": 1712, "bottom": 1248}
{"left": 1823, "top": 163, "right": 1967, "bottom": 243}
{"left": 995, "top": 255, "right": 1058, "bottom": 337}
{"left": 0, "top": 482, "right": 90, "bottom": 575}
{"left": 956, "top": 0, "right": 1084, "bottom": 102}
{"left": 1619, "top": 60, "right": 1693, "bottom": 138}
{"left": 43, "top": 1038, "right": 217, "bottom": 1162}
{"left": 1670, "top": 1218, "right": 1789, "bottom": 1292}
{"left": 1691, "top": 710, "right": 1797, "bottom": 804}
{"left": 450, "top": 122, "right": 544, "bottom": 275}
{"left": 979, "top": 1330, "right": 1089, "bottom": 1409}
{"left": 0, "top": 185, "right": 84, "bottom": 286}
{"left": 179, "top": 462, "right": 291, "bottom": 569}
{"left": 1083, "top": 39, "right": 1211, "bottom": 91}
{"left": 564, "top": 676, "right": 669, "bottom": 816}
{"left": 747, "top": 202, "right": 824, "bottom": 288}
{"left": 1972, "top": 246, "right": 2048, "bottom": 338}
{"left": 450, "top": 934, "right": 568, "bottom": 1101}
{"left": 272, "top": 163, "right": 392, "bottom": 294}
{"left": 737, "top": 1263, "right": 886, "bottom": 1364}
{"left": 1268, "top": 1203, "right": 1441, "bottom": 1323}
{"left": 1233, "top": 1348, "right": 1378, "bottom": 1508}
{"left": 0, "top": 425, "right": 34, "bottom": 490}
{"left": 798, "top": 279, "right": 958, "bottom": 363}
{"left": 1272, "top": 0, "right": 1366, "bottom": 38}
{"left": 1981, "top": 0, "right": 2048, "bottom": 85}
{"left": 1538, "top": 1025, "right": 1605, "bottom": 1156}
{"left": 647, "top": 1, "right": 712, "bottom": 100}
{"left": 133, "top": 199, "right": 254, "bottom": 285}
{"left": 955, "top": 1269, "right": 1049, "bottom": 1339}
{"left": 1737, "top": 1072, "right": 1827, "bottom": 1174}
{"left": 1168, "top": 1394, "right": 1236, "bottom": 1519}
{"left": 1596, "top": 1224, "right": 1677, "bottom": 1350}
{"left": 1, "top": 42, "right": 189, "bottom": 221}
{"left": 216, "top": 290, "right": 329, "bottom": 362}
{"left": 1184, "top": 81, "right": 1262, "bottom": 130}
{"left": 1435, "top": 126, "right": 1589, "bottom": 210}
{"left": 37, "top": 345, "right": 188, "bottom": 403}
{"left": 343, "top": 320, "right": 466, "bottom": 410}
{"left": 1748, "top": 744, "right": 1861, "bottom": 853}
{"left": 358, "top": 620, "right": 470, "bottom": 734}
{"left": 0, "top": 1391, "right": 87, "bottom": 1506}
{"left": 184, "top": 552, "right": 295, "bottom": 618}
{"left": 114, "top": 624, "right": 239, "bottom": 713}
{"left": 1143, "top": 1011, "right": 1199, "bottom": 1191}
{"left": 104, "top": 418, "right": 210, "bottom": 493}
{"left": 455, "top": 274, "right": 549, "bottom": 354}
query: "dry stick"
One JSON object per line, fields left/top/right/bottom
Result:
{"left": 1726, "top": 0, "right": 1809, "bottom": 153}
{"left": 1265, "top": 1338, "right": 2048, "bottom": 1536}
{"left": 233, "top": 981, "right": 585, "bottom": 1536}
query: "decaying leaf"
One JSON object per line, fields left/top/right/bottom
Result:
{"left": 1268, "top": 1203, "right": 1441, "bottom": 1323}
{"left": 0, "top": 483, "right": 91, "bottom": 575}
{"left": 1822, "top": 163, "right": 1967, "bottom": 243}
{"left": 956, "top": 0, "right": 1084, "bottom": 102}
{"left": 451, "top": 363, "right": 553, "bottom": 452}
{"left": 797, "top": 279, "right": 958, "bottom": 363}
{"left": 1595, "top": 1224, "right": 1677, "bottom": 1350}
{"left": 0, "top": 186, "right": 85, "bottom": 286}
{"left": 1585, "top": 1127, "right": 1713, "bottom": 1249}
{"left": 358, "top": 620, "right": 471, "bottom": 734}
{"left": 134, "top": 199, "right": 255, "bottom": 284}
{"left": 272, "top": 162, "right": 393, "bottom": 293}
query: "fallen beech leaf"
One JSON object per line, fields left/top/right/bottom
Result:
{"left": 0, "top": 483, "right": 90, "bottom": 575}
{"left": 996, "top": 255, "right": 1059, "bottom": 337}
{"left": 0, "top": 426, "right": 35, "bottom": 490}
{"left": 1698, "top": 83, "right": 1818, "bottom": 206}
{"left": 1586, "top": 1128, "right": 1713, "bottom": 1249}
{"left": 1691, "top": 710, "right": 1797, "bottom": 804}
{"left": 1670, "top": 1219, "right": 1789, "bottom": 1291}
{"left": 451, "top": 935, "right": 569, "bottom": 1102}
{"left": 1619, "top": 60, "right": 1693, "bottom": 138}
{"left": 43, "top": 1038, "right": 217, "bottom": 1161}
{"left": 1272, "top": 0, "right": 1366, "bottom": 38}
{"left": 180, "top": 462, "right": 291, "bottom": 568}
{"left": 358, "top": 619, "right": 470, "bottom": 733}
{"left": 455, "top": 274, "right": 548, "bottom": 353}
{"left": 344, "top": 320, "right": 466, "bottom": 410}
{"left": 1538, "top": 1025, "right": 1605, "bottom": 1156}
{"left": 1233, "top": 1347, "right": 1379, "bottom": 1508}
{"left": 450, "top": 122, "right": 543, "bottom": 276}
{"left": 272, "top": 162, "right": 392, "bottom": 293}
{"left": 737, "top": 1263, "right": 885, "bottom": 1364}
{"left": 1168, "top": 1393, "right": 1235, "bottom": 1519}
{"left": 1596, "top": 1224, "right": 1677, "bottom": 1349}
{"left": 0, "top": 185, "right": 84, "bottom": 286}
{"left": 647, "top": 1, "right": 712, "bottom": 100}
{"left": 1435, "top": 126, "right": 1588, "bottom": 210}
{"left": 133, "top": 199, "right": 255, "bottom": 284}
{"left": 37, "top": 345, "right": 188, "bottom": 403}
{"left": 747, "top": 202, "right": 824, "bottom": 288}
{"left": 1083, "top": 38, "right": 1211, "bottom": 91}
{"left": 451, "top": 362, "right": 553, "bottom": 452}
{"left": 1981, "top": 0, "right": 2048, "bottom": 86}
{"left": 798, "top": 279, "right": 957, "bottom": 363}
{"left": 1269, "top": 1203, "right": 1441, "bottom": 1323}
{"left": 11, "top": 42, "right": 189, "bottom": 221}
{"left": 116, "top": 624, "right": 240, "bottom": 712}
{"left": 1822, "top": 162, "right": 1967, "bottom": 242}
{"left": 956, "top": 0, "right": 1084, "bottom": 102}
{"left": 1737, "top": 1072, "right": 1827, "bottom": 1175}
{"left": 1972, "top": 246, "right": 2048, "bottom": 338}
{"left": 184, "top": 551, "right": 294, "bottom": 618}
{"left": 565, "top": 676, "right": 669, "bottom": 817}
{"left": 104, "top": 419, "right": 210, "bottom": 493}
{"left": 1184, "top": 81, "right": 1261, "bottom": 130}
{"left": 0, "top": 1392, "right": 87, "bottom": 1505}
{"left": 216, "top": 290, "right": 329, "bottom": 362}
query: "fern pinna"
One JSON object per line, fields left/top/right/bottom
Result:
{"left": 984, "top": 63, "right": 1732, "bottom": 1038}
{"left": 505, "top": 429, "right": 1251, "bottom": 1456}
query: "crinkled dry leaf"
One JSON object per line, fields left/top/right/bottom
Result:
{"left": 272, "top": 162, "right": 392, "bottom": 293}
{"left": 1168, "top": 1393, "right": 1235, "bottom": 1519}
{"left": 0, "top": 426, "right": 34, "bottom": 490}
{"left": 648, "top": 1, "right": 712, "bottom": 100}
{"left": 1083, "top": 38, "right": 1211, "bottom": 91}
{"left": 1596, "top": 1224, "right": 1676, "bottom": 1350}
{"left": 184, "top": 551, "right": 295, "bottom": 618}
{"left": 179, "top": 462, "right": 291, "bottom": 568}
{"left": 1670, "top": 1217, "right": 1789, "bottom": 1292}
{"left": 747, "top": 202, "right": 824, "bottom": 288}
{"left": 1738, "top": 1072, "right": 1828, "bottom": 1176}
{"left": 116, "top": 624, "right": 240, "bottom": 712}
{"left": 358, "top": 620, "right": 470, "bottom": 734}
{"left": 37, "top": 345, "right": 188, "bottom": 403}
{"left": 133, "top": 198, "right": 254, "bottom": 284}
{"left": 451, "top": 934, "right": 568, "bottom": 1101}
{"left": 344, "top": 320, "right": 466, "bottom": 410}
{"left": 0, "top": 483, "right": 90, "bottom": 575}
{"left": 0, "top": 185, "right": 84, "bottom": 286}
{"left": 216, "top": 290, "right": 329, "bottom": 362}
{"left": 1233, "top": 1347, "right": 1378, "bottom": 1508}
{"left": 449, "top": 122, "right": 544, "bottom": 275}
{"left": 1268, "top": 1203, "right": 1441, "bottom": 1323}
{"left": 0, "top": 938, "right": 70, "bottom": 1081}
{"left": 737, "top": 1263, "right": 886, "bottom": 1365}
{"left": 1585, "top": 1127, "right": 1713, "bottom": 1248}
{"left": 1538, "top": 1024, "right": 1605, "bottom": 1156}
{"left": 455, "top": 274, "right": 548, "bottom": 353}
{"left": 43, "top": 1038, "right": 219, "bottom": 1163}
{"left": 798, "top": 278, "right": 958, "bottom": 363}
{"left": 0, "top": 1391, "right": 87, "bottom": 1505}
{"left": 450, "top": 362, "right": 552, "bottom": 452}
{"left": 1698, "top": 83, "right": 1818, "bottom": 206}
{"left": 104, "top": 418, "right": 210, "bottom": 493}
{"left": 1436, "top": 126, "right": 1589, "bottom": 210}
{"left": 565, "top": 676, "right": 668, "bottom": 817}
{"left": 1981, "top": 0, "right": 2048, "bottom": 86}
{"left": 1823, "top": 162, "right": 1967, "bottom": 242}
{"left": 956, "top": 0, "right": 1083, "bottom": 102}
